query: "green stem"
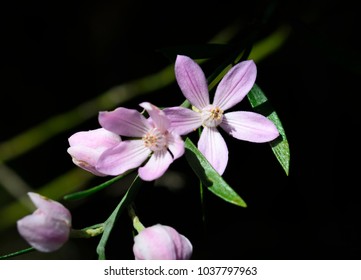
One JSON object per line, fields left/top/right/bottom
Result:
{"left": 199, "top": 180, "right": 209, "bottom": 248}
{"left": 127, "top": 204, "right": 145, "bottom": 233}
{"left": 0, "top": 247, "right": 35, "bottom": 260}
{"left": 63, "top": 170, "right": 133, "bottom": 201}
{"left": 96, "top": 175, "right": 142, "bottom": 260}
{"left": 70, "top": 223, "right": 105, "bottom": 238}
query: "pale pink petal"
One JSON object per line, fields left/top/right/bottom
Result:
{"left": 162, "top": 226, "right": 193, "bottom": 260}
{"left": 198, "top": 127, "right": 228, "bottom": 175}
{"left": 220, "top": 111, "right": 279, "bottom": 143}
{"left": 213, "top": 60, "right": 257, "bottom": 111}
{"left": 99, "top": 107, "right": 150, "bottom": 137}
{"left": 27, "top": 192, "right": 72, "bottom": 223}
{"left": 68, "top": 128, "right": 121, "bottom": 149}
{"left": 133, "top": 225, "right": 176, "bottom": 259}
{"left": 175, "top": 55, "right": 210, "bottom": 109}
{"left": 27, "top": 192, "right": 57, "bottom": 212}
{"left": 96, "top": 140, "right": 150, "bottom": 176}
{"left": 138, "top": 150, "right": 173, "bottom": 181}
{"left": 67, "top": 128, "right": 121, "bottom": 176}
{"left": 139, "top": 102, "right": 170, "bottom": 132}
{"left": 163, "top": 106, "right": 202, "bottom": 135}
{"left": 17, "top": 192, "right": 71, "bottom": 252}
{"left": 133, "top": 224, "right": 192, "bottom": 260}
{"left": 17, "top": 213, "right": 70, "bottom": 252}
{"left": 167, "top": 132, "right": 185, "bottom": 160}
{"left": 67, "top": 146, "right": 108, "bottom": 176}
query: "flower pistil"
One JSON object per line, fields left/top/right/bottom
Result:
{"left": 201, "top": 105, "right": 224, "bottom": 128}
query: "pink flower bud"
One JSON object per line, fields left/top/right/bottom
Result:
{"left": 133, "top": 224, "right": 192, "bottom": 260}
{"left": 17, "top": 192, "right": 72, "bottom": 252}
{"left": 67, "top": 128, "right": 121, "bottom": 176}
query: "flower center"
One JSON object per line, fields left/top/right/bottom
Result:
{"left": 201, "top": 105, "right": 224, "bottom": 128}
{"left": 142, "top": 128, "right": 168, "bottom": 152}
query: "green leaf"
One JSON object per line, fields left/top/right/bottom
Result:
{"left": 63, "top": 170, "right": 134, "bottom": 201}
{"left": 247, "top": 83, "right": 290, "bottom": 175}
{"left": 96, "top": 175, "right": 142, "bottom": 260}
{"left": 184, "top": 138, "right": 247, "bottom": 207}
{"left": 0, "top": 247, "right": 35, "bottom": 260}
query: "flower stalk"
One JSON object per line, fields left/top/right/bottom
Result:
{"left": 70, "top": 224, "right": 105, "bottom": 238}
{"left": 127, "top": 205, "right": 145, "bottom": 233}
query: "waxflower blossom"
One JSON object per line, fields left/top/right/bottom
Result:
{"left": 17, "top": 192, "right": 72, "bottom": 252}
{"left": 96, "top": 102, "right": 185, "bottom": 181}
{"left": 164, "top": 55, "right": 280, "bottom": 175}
{"left": 133, "top": 224, "right": 193, "bottom": 260}
{"left": 67, "top": 128, "right": 121, "bottom": 176}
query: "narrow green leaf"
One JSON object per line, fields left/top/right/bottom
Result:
{"left": 63, "top": 170, "right": 134, "bottom": 201}
{"left": 247, "top": 83, "right": 290, "bottom": 175}
{"left": 184, "top": 138, "right": 247, "bottom": 207}
{"left": 0, "top": 247, "right": 35, "bottom": 260}
{"left": 96, "top": 175, "right": 141, "bottom": 260}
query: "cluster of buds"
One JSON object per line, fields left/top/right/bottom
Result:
{"left": 18, "top": 192, "right": 192, "bottom": 259}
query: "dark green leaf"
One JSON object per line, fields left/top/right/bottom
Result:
{"left": 184, "top": 138, "right": 247, "bottom": 207}
{"left": 0, "top": 247, "right": 35, "bottom": 260}
{"left": 247, "top": 83, "right": 290, "bottom": 175}
{"left": 96, "top": 176, "right": 141, "bottom": 260}
{"left": 63, "top": 170, "right": 134, "bottom": 201}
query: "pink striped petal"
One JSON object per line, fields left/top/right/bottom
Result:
{"left": 99, "top": 107, "right": 150, "bottom": 137}
{"left": 163, "top": 106, "right": 202, "bottom": 135}
{"left": 213, "top": 60, "right": 257, "bottom": 111}
{"left": 220, "top": 111, "right": 279, "bottom": 143}
{"left": 175, "top": 55, "right": 210, "bottom": 109}
{"left": 140, "top": 102, "right": 170, "bottom": 132}
{"left": 167, "top": 132, "right": 185, "bottom": 160}
{"left": 96, "top": 140, "right": 150, "bottom": 176}
{"left": 138, "top": 150, "right": 173, "bottom": 181}
{"left": 198, "top": 127, "right": 228, "bottom": 175}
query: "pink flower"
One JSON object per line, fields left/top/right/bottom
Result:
{"left": 164, "top": 55, "right": 280, "bottom": 175}
{"left": 133, "top": 224, "right": 192, "bottom": 260}
{"left": 17, "top": 192, "right": 72, "bottom": 252}
{"left": 67, "top": 128, "right": 121, "bottom": 176}
{"left": 96, "top": 102, "right": 185, "bottom": 181}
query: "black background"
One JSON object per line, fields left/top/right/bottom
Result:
{"left": 1, "top": 0, "right": 360, "bottom": 260}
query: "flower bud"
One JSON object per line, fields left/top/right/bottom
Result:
{"left": 67, "top": 128, "right": 121, "bottom": 176}
{"left": 133, "top": 224, "right": 192, "bottom": 260}
{"left": 17, "top": 192, "right": 72, "bottom": 252}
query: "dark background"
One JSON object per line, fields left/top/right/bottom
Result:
{"left": 1, "top": 0, "right": 360, "bottom": 260}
